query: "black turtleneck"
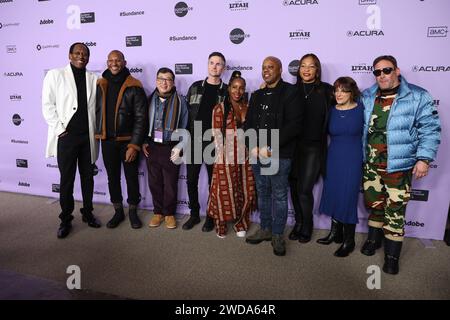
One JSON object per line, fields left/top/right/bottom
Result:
{"left": 379, "top": 84, "right": 400, "bottom": 97}
{"left": 67, "top": 63, "right": 88, "bottom": 135}
{"left": 299, "top": 81, "right": 326, "bottom": 144}
{"left": 102, "top": 67, "right": 130, "bottom": 138}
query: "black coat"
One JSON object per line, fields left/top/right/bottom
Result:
{"left": 95, "top": 75, "right": 148, "bottom": 151}
{"left": 291, "top": 81, "right": 335, "bottom": 178}
{"left": 245, "top": 79, "right": 302, "bottom": 159}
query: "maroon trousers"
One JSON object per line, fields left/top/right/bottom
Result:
{"left": 146, "top": 141, "right": 180, "bottom": 216}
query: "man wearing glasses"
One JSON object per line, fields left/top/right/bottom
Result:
{"left": 95, "top": 50, "right": 147, "bottom": 229}
{"left": 361, "top": 55, "right": 441, "bottom": 274}
{"left": 182, "top": 52, "right": 228, "bottom": 232}
{"left": 144, "top": 68, "right": 188, "bottom": 229}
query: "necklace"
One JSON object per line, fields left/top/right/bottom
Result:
{"left": 336, "top": 103, "right": 356, "bottom": 118}
{"left": 303, "top": 83, "right": 315, "bottom": 99}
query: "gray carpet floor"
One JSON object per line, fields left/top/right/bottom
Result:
{"left": 0, "top": 191, "right": 449, "bottom": 300}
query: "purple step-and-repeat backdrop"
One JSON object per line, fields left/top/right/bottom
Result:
{"left": 1, "top": 0, "right": 449, "bottom": 239}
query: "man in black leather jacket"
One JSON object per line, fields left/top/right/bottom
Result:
{"left": 95, "top": 50, "right": 148, "bottom": 229}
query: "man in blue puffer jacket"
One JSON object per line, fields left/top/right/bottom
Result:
{"left": 360, "top": 55, "right": 441, "bottom": 275}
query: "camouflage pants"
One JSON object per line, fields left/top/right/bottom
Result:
{"left": 363, "top": 163, "right": 412, "bottom": 242}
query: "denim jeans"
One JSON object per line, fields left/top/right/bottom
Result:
{"left": 252, "top": 159, "right": 291, "bottom": 235}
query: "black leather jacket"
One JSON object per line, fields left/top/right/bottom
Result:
{"left": 95, "top": 75, "right": 148, "bottom": 150}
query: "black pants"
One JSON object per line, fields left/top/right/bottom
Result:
{"left": 57, "top": 132, "right": 93, "bottom": 224}
{"left": 101, "top": 140, "right": 141, "bottom": 206}
{"left": 186, "top": 142, "right": 213, "bottom": 216}
{"left": 289, "top": 144, "right": 321, "bottom": 228}
{"left": 146, "top": 141, "right": 179, "bottom": 215}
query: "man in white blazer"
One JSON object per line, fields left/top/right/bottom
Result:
{"left": 42, "top": 42, "right": 101, "bottom": 238}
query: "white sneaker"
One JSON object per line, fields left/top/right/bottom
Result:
{"left": 236, "top": 231, "right": 247, "bottom": 238}
{"left": 217, "top": 233, "right": 226, "bottom": 239}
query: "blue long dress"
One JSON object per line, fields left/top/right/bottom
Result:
{"left": 319, "top": 102, "right": 364, "bottom": 224}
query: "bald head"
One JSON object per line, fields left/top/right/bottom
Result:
{"left": 262, "top": 56, "right": 282, "bottom": 88}
{"left": 108, "top": 50, "right": 125, "bottom": 61}
{"left": 107, "top": 50, "right": 127, "bottom": 75}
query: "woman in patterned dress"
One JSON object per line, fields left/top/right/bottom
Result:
{"left": 207, "top": 71, "right": 256, "bottom": 238}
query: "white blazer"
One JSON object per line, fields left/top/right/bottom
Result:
{"left": 42, "top": 64, "right": 99, "bottom": 163}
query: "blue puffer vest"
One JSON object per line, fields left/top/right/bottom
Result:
{"left": 361, "top": 75, "right": 441, "bottom": 173}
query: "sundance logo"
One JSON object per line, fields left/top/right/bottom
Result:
{"left": 288, "top": 60, "right": 300, "bottom": 76}
{"left": 129, "top": 67, "right": 143, "bottom": 73}
{"left": 4, "top": 72, "right": 23, "bottom": 77}
{"left": 12, "top": 114, "right": 24, "bottom": 126}
{"left": 226, "top": 65, "right": 253, "bottom": 71}
{"left": 80, "top": 12, "right": 95, "bottom": 23}
{"left": 289, "top": 29, "right": 311, "bottom": 40}
{"left": 40, "top": 19, "right": 54, "bottom": 25}
{"left": 120, "top": 11, "right": 144, "bottom": 16}
{"left": 169, "top": 35, "right": 197, "bottom": 41}
{"left": 427, "top": 26, "right": 447, "bottom": 37}
{"left": 0, "top": 0, "right": 13, "bottom": 3}
{"left": 16, "top": 159, "right": 28, "bottom": 168}
{"left": 347, "top": 30, "right": 384, "bottom": 37}
{"left": 94, "top": 191, "right": 106, "bottom": 196}
{"left": 351, "top": 63, "right": 373, "bottom": 74}
{"left": 175, "top": 63, "right": 193, "bottom": 75}
{"left": 6, "top": 45, "right": 16, "bottom": 53}
{"left": 229, "top": 28, "right": 250, "bottom": 44}
{"left": 174, "top": 2, "right": 193, "bottom": 17}
{"left": 10, "top": 94, "right": 21, "bottom": 101}
{"left": 46, "top": 163, "right": 58, "bottom": 168}
{"left": 229, "top": 1, "right": 249, "bottom": 10}
{"left": 126, "top": 35, "right": 142, "bottom": 47}
{"left": 412, "top": 65, "right": 450, "bottom": 72}
{"left": 11, "top": 139, "right": 28, "bottom": 144}
{"left": 18, "top": 182, "right": 30, "bottom": 187}
{"left": 283, "top": 0, "right": 318, "bottom": 6}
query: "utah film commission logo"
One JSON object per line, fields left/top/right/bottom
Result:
{"left": 174, "top": 2, "right": 193, "bottom": 17}
{"left": 12, "top": 114, "right": 24, "bottom": 126}
{"left": 229, "top": 28, "right": 249, "bottom": 44}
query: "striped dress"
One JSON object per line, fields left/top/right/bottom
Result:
{"left": 207, "top": 102, "right": 256, "bottom": 236}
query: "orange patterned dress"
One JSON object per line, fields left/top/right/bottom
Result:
{"left": 207, "top": 101, "right": 256, "bottom": 236}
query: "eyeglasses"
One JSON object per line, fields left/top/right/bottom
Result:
{"left": 156, "top": 77, "right": 173, "bottom": 83}
{"left": 372, "top": 67, "right": 394, "bottom": 77}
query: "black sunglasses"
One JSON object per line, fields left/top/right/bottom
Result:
{"left": 373, "top": 67, "right": 394, "bottom": 77}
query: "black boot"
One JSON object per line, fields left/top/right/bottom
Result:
{"left": 298, "top": 220, "right": 313, "bottom": 243}
{"left": 288, "top": 222, "right": 302, "bottom": 241}
{"left": 80, "top": 208, "right": 101, "bottom": 228}
{"left": 128, "top": 206, "right": 142, "bottom": 229}
{"left": 382, "top": 238, "right": 403, "bottom": 275}
{"left": 334, "top": 224, "right": 356, "bottom": 257}
{"left": 202, "top": 215, "right": 215, "bottom": 232}
{"left": 444, "top": 229, "right": 450, "bottom": 246}
{"left": 182, "top": 213, "right": 201, "bottom": 230}
{"left": 360, "top": 226, "right": 383, "bottom": 256}
{"left": 107, "top": 205, "right": 125, "bottom": 229}
{"left": 317, "top": 219, "right": 343, "bottom": 245}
